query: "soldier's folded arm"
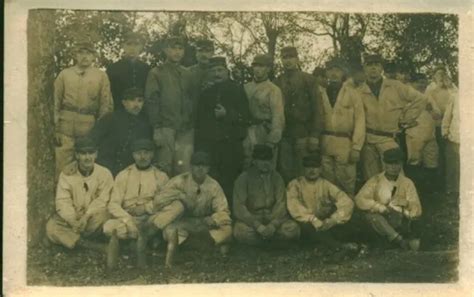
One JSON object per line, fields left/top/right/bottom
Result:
{"left": 107, "top": 171, "right": 134, "bottom": 220}
{"left": 404, "top": 179, "right": 422, "bottom": 219}
{"left": 210, "top": 185, "right": 232, "bottom": 226}
{"left": 398, "top": 81, "right": 427, "bottom": 126}
{"left": 98, "top": 73, "right": 114, "bottom": 119}
{"left": 286, "top": 180, "right": 315, "bottom": 223}
{"left": 355, "top": 178, "right": 381, "bottom": 213}
{"left": 86, "top": 170, "right": 114, "bottom": 216}
{"left": 351, "top": 93, "right": 366, "bottom": 151}
{"left": 153, "top": 177, "right": 185, "bottom": 211}
{"left": 233, "top": 174, "right": 263, "bottom": 229}
{"left": 326, "top": 181, "right": 354, "bottom": 224}
{"left": 269, "top": 174, "right": 289, "bottom": 228}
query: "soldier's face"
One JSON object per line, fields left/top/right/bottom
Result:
{"left": 75, "top": 50, "right": 95, "bottom": 68}
{"left": 384, "top": 162, "right": 402, "bottom": 179}
{"left": 122, "top": 97, "right": 144, "bottom": 116}
{"left": 211, "top": 65, "right": 229, "bottom": 83}
{"left": 255, "top": 159, "right": 273, "bottom": 173}
{"left": 364, "top": 62, "right": 383, "bottom": 80}
{"left": 252, "top": 65, "right": 269, "bottom": 81}
{"left": 123, "top": 40, "right": 143, "bottom": 58}
{"left": 304, "top": 166, "right": 321, "bottom": 181}
{"left": 196, "top": 48, "right": 214, "bottom": 65}
{"left": 75, "top": 150, "right": 97, "bottom": 171}
{"left": 281, "top": 56, "right": 299, "bottom": 71}
{"left": 164, "top": 45, "right": 185, "bottom": 63}
{"left": 133, "top": 150, "right": 154, "bottom": 169}
{"left": 326, "top": 67, "right": 345, "bottom": 83}
{"left": 191, "top": 164, "right": 210, "bottom": 183}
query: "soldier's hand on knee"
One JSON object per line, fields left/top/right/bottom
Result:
{"left": 311, "top": 217, "right": 324, "bottom": 230}
{"left": 126, "top": 222, "right": 140, "bottom": 239}
{"left": 376, "top": 204, "right": 389, "bottom": 214}
{"left": 78, "top": 215, "right": 91, "bottom": 233}
{"left": 70, "top": 219, "right": 81, "bottom": 233}
{"left": 256, "top": 224, "right": 267, "bottom": 236}
{"left": 261, "top": 224, "right": 276, "bottom": 239}
{"left": 204, "top": 216, "right": 217, "bottom": 228}
{"left": 319, "top": 218, "right": 337, "bottom": 231}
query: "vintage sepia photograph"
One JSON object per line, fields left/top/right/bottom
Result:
{"left": 4, "top": 1, "right": 472, "bottom": 295}
{"left": 24, "top": 8, "right": 461, "bottom": 286}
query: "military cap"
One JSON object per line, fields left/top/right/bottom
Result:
{"left": 195, "top": 39, "right": 214, "bottom": 51}
{"left": 302, "top": 154, "right": 322, "bottom": 168}
{"left": 383, "top": 148, "right": 404, "bottom": 164}
{"left": 191, "top": 151, "right": 212, "bottom": 166}
{"left": 281, "top": 46, "right": 298, "bottom": 58}
{"left": 364, "top": 54, "right": 384, "bottom": 65}
{"left": 74, "top": 42, "right": 95, "bottom": 53}
{"left": 75, "top": 136, "right": 97, "bottom": 153}
{"left": 131, "top": 138, "right": 155, "bottom": 152}
{"left": 252, "top": 144, "right": 273, "bottom": 160}
{"left": 325, "top": 57, "right": 347, "bottom": 72}
{"left": 252, "top": 54, "right": 273, "bottom": 67}
{"left": 312, "top": 66, "right": 326, "bottom": 77}
{"left": 164, "top": 36, "right": 186, "bottom": 48}
{"left": 123, "top": 32, "right": 145, "bottom": 44}
{"left": 121, "top": 87, "right": 144, "bottom": 101}
{"left": 209, "top": 56, "right": 227, "bottom": 68}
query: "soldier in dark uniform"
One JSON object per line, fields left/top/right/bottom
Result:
{"left": 188, "top": 39, "right": 215, "bottom": 92}
{"left": 89, "top": 87, "right": 152, "bottom": 176}
{"left": 275, "top": 46, "right": 324, "bottom": 183}
{"left": 106, "top": 32, "right": 150, "bottom": 110}
{"left": 195, "top": 57, "right": 250, "bottom": 202}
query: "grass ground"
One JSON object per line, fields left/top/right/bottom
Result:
{"left": 27, "top": 191, "right": 459, "bottom": 285}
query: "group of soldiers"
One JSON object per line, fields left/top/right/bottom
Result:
{"left": 46, "top": 31, "right": 460, "bottom": 270}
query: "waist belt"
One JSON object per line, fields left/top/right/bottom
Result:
{"left": 366, "top": 128, "right": 398, "bottom": 138}
{"left": 62, "top": 105, "right": 97, "bottom": 116}
{"left": 322, "top": 130, "right": 351, "bottom": 138}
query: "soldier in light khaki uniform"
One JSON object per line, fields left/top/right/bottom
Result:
{"left": 46, "top": 137, "right": 113, "bottom": 250}
{"left": 54, "top": 42, "right": 113, "bottom": 176}
{"left": 243, "top": 54, "right": 285, "bottom": 167}
{"left": 159, "top": 152, "right": 232, "bottom": 267}
{"left": 319, "top": 58, "right": 365, "bottom": 196}
{"left": 103, "top": 139, "right": 182, "bottom": 269}
{"left": 287, "top": 154, "right": 357, "bottom": 251}
{"left": 358, "top": 54, "right": 426, "bottom": 180}
{"left": 355, "top": 148, "right": 422, "bottom": 251}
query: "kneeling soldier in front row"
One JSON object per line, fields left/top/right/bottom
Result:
{"left": 287, "top": 154, "right": 357, "bottom": 253}
{"left": 46, "top": 137, "right": 114, "bottom": 250}
{"left": 355, "top": 148, "right": 422, "bottom": 251}
{"left": 103, "top": 139, "right": 181, "bottom": 269}
{"left": 160, "top": 152, "right": 233, "bottom": 268}
{"left": 233, "top": 144, "right": 300, "bottom": 246}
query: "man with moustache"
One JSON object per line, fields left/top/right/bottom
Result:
{"left": 195, "top": 57, "right": 250, "bottom": 202}
{"left": 106, "top": 32, "right": 150, "bottom": 110}
{"left": 243, "top": 54, "right": 285, "bottom": 167}
{"left": 90, "top": 87, "right": 152, "bottom": 176}
{"left": 287, "top": 154, "right": 356, "bottom": 251}
{"left": 233, "top": 145, "right": 300, "bottom": 246}
{"left": 103, "top": 139, "right": 181, "bottom": 269}
{"left": 46, "top": 137, "right": 114, "bottom": 250}
{"left": 355, "top": 148, "right": 422, "bottom": 251}
{"left": 358, "top": 54, "right": 426, "bottom": 180}
{"left": 275, "top": 46, "right": 324, "bottom": 183}
{"left": 145, "top": 36, "right": 195, "bottom": 176}
{"left": 189, "top": 39, "right": 215, "bottom": 91}
{"left": 159, "top": 152, "right": 232, "bottom": 267}
{"left": 54, "top": 42, "right": 113, "bottom": 176}
{"left": 318, "top": 58, "right": 365, "bottom": 196}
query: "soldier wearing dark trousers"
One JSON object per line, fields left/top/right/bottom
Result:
{"left": 195, "top": 57, "right": 250, "bottom": 203}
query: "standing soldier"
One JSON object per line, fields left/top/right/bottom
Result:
{"left": 441, "top": 94, "right": 459, "bottom": 200}
{"left": 106, "top": 32, "right": 150, "bottom": 111}
{"left": 319, "top": 58, "right": 365, "bottom": 196}
{"left": 233, "top": 145, "right": 300, "bottom": 246}
{"left": 103, "top": 139, "right": 180, "bottom": 269}
{"left": 275, "top": 46, "right": 324, "bottom": 183}
{"left": 54, "top": 42, "right": 113, "bottom": 176}
{"left": 89, "top": 87, "right": 152, "bottom": 176}
{"left": 195, "top": 57, "right": 250, "bottom": 202}
{"left": 358, "top": 54, "right": 425, "bottom": 180}
{"left": 46, "top": 137, "right": 113, "bottom": 250}
{"left": 243, "top": 54, "right": 285, "bottom": 167}
{"left": 145, "top": 36, "right": 195, "bottom": 176}
{"left": 312, "top": 66, "right": 328, "bottom": 88}
{"left": 188, "top": 39, "right": 215, "bottom": 91}
{"left": 355, "top": 148, "right": 422, "bottom": 251}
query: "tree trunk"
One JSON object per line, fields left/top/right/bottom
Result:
{"left": 27, "top": 9, "right": 56, "bottom": 247}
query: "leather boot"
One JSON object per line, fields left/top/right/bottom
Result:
{"left": 106, "top": 231, "right": 119, "bottom": 271}
{"left": 136, "top": 233, "right": 147, "bottom": 269}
